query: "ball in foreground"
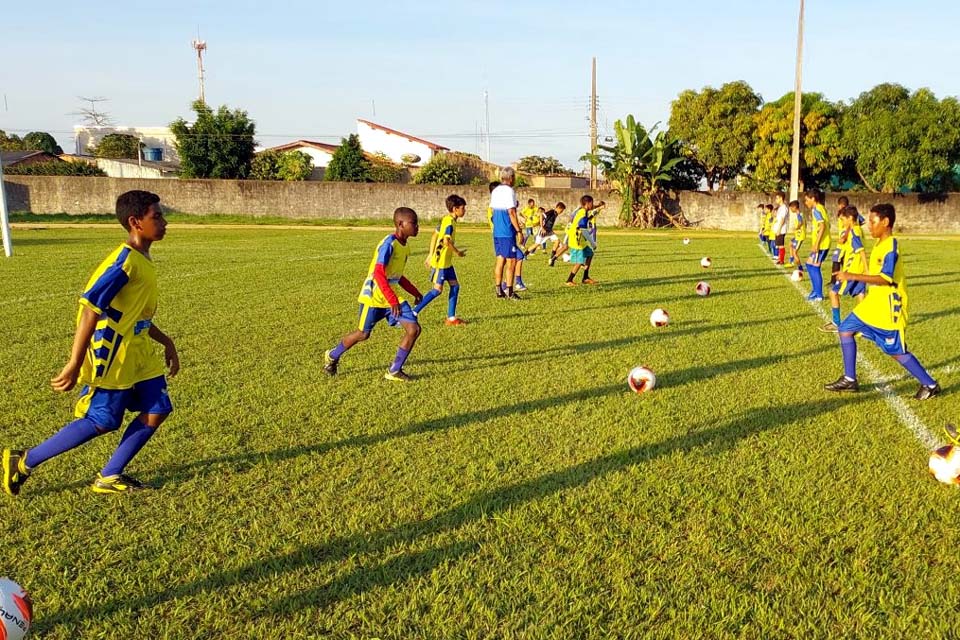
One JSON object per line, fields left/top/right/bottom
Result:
{"left": 649, "top": 308, "right": 670, "bottom": 327}
{"left": 561, "top": 252, "right": 571, "bottom": 263}
{"left": 682, "top": 238, "right": 690, "bottom": 245}
{"left": 700, "top": 257, "right": 712, "bottom": 268}
{"left": 628, "top": 366, "right": 657, "bottom": 393}
{"left": 791, "top": 269, "right": 804, "bottom": 282}
{"left": 928, "top": 445, "right": 960, "bottom": 485}
{"left": 695, "top": 281, "right": 711, "bottom": 296}
{"left": 0, "top": 577, "right": 32, "bottom": 640}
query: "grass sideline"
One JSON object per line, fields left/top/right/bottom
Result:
{"left": 1, "top": 226, "right": 958, "bottom": 638}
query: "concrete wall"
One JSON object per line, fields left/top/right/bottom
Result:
{"left": 5, "top": 175, "right": 959, "bottom": 233}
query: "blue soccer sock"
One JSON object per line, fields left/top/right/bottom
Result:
{"left": 894, "top": 353, "right": 937, "bottom": 387}
{"left": 414, "top": 288, "right": 441, "bottom": 315}
{"left": 390, "top": 347, "right": 410, "bottom": 374}
{"left": 24, "top": 418, "right": 103, "bottom": 469}
{"left": 832, "top": 307, "right": 841, "bottom": 326}
{"left": 840, "top": 334, "right": 858, "bottom": 380}
{"left": 101, "top": 417, "right": 157, "bottom": 477}
{"left": 447, "top": 284, "right": 460, "bottom": 318}
{"left": 806, "top": 264, "right": 823, "bottom": 297}
{"left": 329, "top": 341, "right": 348, "bottom": 360}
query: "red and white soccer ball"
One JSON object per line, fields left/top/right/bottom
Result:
{"left": 928, "top": 445, "right": 960, "bottom": 485}
{"left": 649, "top": 308, "right": 670, "bottom": 327}
{"left": 682, "top": 238, "right": 691, "bottom": 245}
{"left": 700, "top": 257, "right": 712, "bottom": 268}
{"left": 695, "top": 281, "right": 711, "bottom": 296}
{"left": 628, "top": 366, "right": 657, "bottom": 393}
{"left": 791, "top": 269, "right": 804, "bottom": 282}
{"left": 0, "top": 577, "right": 32, "bottom": 640}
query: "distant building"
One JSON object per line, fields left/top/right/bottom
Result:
{"left": 356, "top": 119, "right": 448, "bottom": 167}
{"left": 527, "top": 174, "right": 591, "bottom": 189}
{"left": 74, "top": 126, "right": 179, "bottom": 163}
{"left": 1, "top": 150, "right": 60, "bottom": 168}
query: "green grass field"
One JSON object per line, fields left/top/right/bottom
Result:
{"left": 2, "top": 225, "right": 959, "bottom": 639}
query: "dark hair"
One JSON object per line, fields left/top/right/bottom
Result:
{"left": 756, "top": 203, "right": 765, "bottom": 208}
{"left": 115, "top": 190, "right": 160, "bottom": 230}
{"left": 527, "top": 198, "right": 535, "bottom": 205}
{"left": 776, "top": 191, "right": 786, "bottom": 200}
{"left": 488, "top": 181, "right": 500, "bottom": 193}
{"left": 556, "top": 202, "right": 566, "bottom": 210}
{"left": 393, "top": 207, "right": 417, "bottom": 223}
{"left": 804, "top": 188, "right": 825, "bottom": 205}
{"left": 870, "top": 203, "right": 896, "bottom": 228}
{"left": 839, "top": 205, "right": 859, "bottom": 220}
{"left": 837, "top": 196, "right": 849, "bottom": 207}
{"left": 580, "top": 195, "right": 594, "bottom": 206}
{"left": 765, "top": 204, "right": 774, "bottom": 211}
{"left": 445, "top": 194, "right": 465, "bottom": 212}
{"left": 788, "top": 200, "right": 801, "bottom": 209}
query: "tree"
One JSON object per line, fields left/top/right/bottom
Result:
{"left": 324, "top": 134, "right": 370, "bottom": 182}
{"left": 250, "top": 150, "right": 314, "bottom": 181}
{"left": 0, "top": 130, "right": 24, "bottom": 151}
{"left": 582, "top": 115, "right": 686, "bottom": 228}
{"left": 171, "top": 100, "right": 257, "bottom": 179}
{"left": 668, "top": 81, "right": 761, "bottom": 190}
{"left": 747, "top": 92, "right": 847, "bottom": 191}
{"left": 367, "top": 152, "right": 404, "bottom": 183}
{"left": 91, "top": 133, "right": 141, "bottom": 159}
{"left": 843, "top": 83, "right": 960, "bottom": 192}
{"left": 411, "top": 154, "right": 463, "bottom": 185}
{"left": 22, "top": 132, "right": 63, "bottom": 155}
{"left": 516, "top": 155, "right": 570, "bottom": 175}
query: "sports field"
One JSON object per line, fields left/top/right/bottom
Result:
{"left": 2, "top": 224, "right": 959, "bottom": 638}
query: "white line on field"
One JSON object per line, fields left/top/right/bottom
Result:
{"left": 762, "top": 244, "right": 941, "bottom": 449}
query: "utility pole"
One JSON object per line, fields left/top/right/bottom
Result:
{"left": 192, "top": 37, "right": 207, "bottom": 103}
{"left": 0, "top": 158, "right": 12, "bottom": 257}
{"left": 590, "top": 57, "right": 598, "bottom": 189}
{"left": 789, "top": 0, "right": 805, "bottom": 201}
{"left": 484, "top": 90, "right": 491, "bottom": 163}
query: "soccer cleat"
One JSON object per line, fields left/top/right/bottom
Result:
{"left": 564, "top": 281, "right": 578, "bottom": 287}
{"left": 515, "top": 283, "right": 528, "bottom": 292}
{"left": 824, "top": 376, "right": 859, "bottom": 392}
{"left": 914, "top": 383, "right": 941, "bottom": 401}
{"left": 444, "top": 317, "right": 467, "bottom": 326}
{"left": 582, "top": 278, "right": 598, "bottom": 285}
{"left": 548, "top": 254, "right": 557, "bottom": 267}
{"left": 384, "top": 369, "right": 412, "bottom": 382}
{"left": 944, "top": 423, "right": 959, "bottom": 445}
{"left": 495, "top": 286, "right": 506, "bottom": 299}
{"left": 2, "top": 449, "right": 30, "bottom": 497}
{"left": 507, "top": 291, "right": 522, "bottom": 300}
{"left": 809, "top": 296, "right": 824, "bottom": 302}
{"left": 91, "top": 473, "right": 150, "bottom": 494}
{"left": 819, "top": 322, "right": 839, "bottom": 333}
{"left": 323, "top": 350, "right": 339, "bottom": 376}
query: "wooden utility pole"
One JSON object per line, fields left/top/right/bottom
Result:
{"left": 789, "top": 0, "right": 805, "bottom": 201}
{"left": 590, "top": 57, "right": 597, "bottom": 189}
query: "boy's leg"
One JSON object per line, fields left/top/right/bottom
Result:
{"left": 386, "top": 304, "right": 421, "bottom": 380}
{"left": 824, "top": 329, "right": 860, "bottom": 391}
{"left": 325, "top": 305, "right": 378, "bottom": 374}
{"left": 4, "top": 416, "right": 105, "bottom": 496}
{"left": 515, "top": 257, "right": 526, "bottom": 290}
{"left": 805, "top": 252, "right": 824, "bottom": 300}
{"left": 415, "top": 285, "right": 443, "bottom": 315}
{"left": 582, "top": 254, "right": 596, "bottom": 284}
{"left": 445, "top": 279, "right": 465, "bottom": 325}
{"left": 776, "top": 235, "right": 786, "bottom": 264}
{"left": 494, "top": 256, "right": 506, "bottom": 297}
{"left": 566, "top": 264, "right": 582, "bottom": 285}
{"left": 504, "top": 257, "right": 518, "bottom": 298}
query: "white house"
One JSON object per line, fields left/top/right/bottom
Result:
{"left": 260, "top": 140, "right": 342, "bottom": 180}
{"left": 356, "top": 119, "right": 448, "bottom": 167}
{"left": 74, "top": 125, "right": 179, "bottom": 163}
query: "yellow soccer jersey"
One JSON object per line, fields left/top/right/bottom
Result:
{"left": 852, "top": 236, "right": 907, "bottom": 331}
{"left": 764, "top": 211, "right": 775, "bottom": 239}
{"left": 358, "top": 234, "right": 411, "bottom": 308}
{"left": 565, "top": 208, "right": 590, "bottom": 250}
{"left": 811, "top": 203, "right": 831, "bottom": 250}
{"left": 791, "top": 211, "right": 806, "bottom": 242}
{"left": 77, "top": 244, "right": 164, "bottom": 390}
{"left": 430, "top": 215, "right": 457, "bottom": 269}
{"left": 840, "top": 224, "right": 866, "bottom": 275}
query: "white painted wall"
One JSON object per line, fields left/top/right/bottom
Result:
{"left": 74, "top": 126, "right": 179, "bottom": 162}
{"left": 94, "top": 158, "right": 171, "bottom": 179}
{"left": 356, "top": 121, "right": 436, "bottom": 167}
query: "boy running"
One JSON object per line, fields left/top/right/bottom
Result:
{"left": 417, "top": 194, "right": 467, "bottom": 326}
{"left": 529, "top": 202, "right": 565, "bottom": 257}
{"left": 520, "top": 198, "right": 538, "bottom": 243}
{"left": 552, "top": 195, "right": 598, "bottom": 285}
{"left": 804, "top": 189, "right": 831, "bottom": 301}
{"left": 3, "top": 190, "right": 179, "bottom": 496}
{"left": 324, "top": 207, "right": 424, "bottom": 381}
{"left": 821, "top": 205, "right": 866, "bottom": 332}
{"left": 824, "top": 204, "right": 940, "bottom": 399}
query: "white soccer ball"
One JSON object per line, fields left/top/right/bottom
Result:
{"left": 649, "top": 308, "right": 670, "bottom": 327}
{"left": 628, "top": 366, "right": 657, "bottom": 393}
{"left": 682, "top": 238, "right": 691, "bottom": 245}
{"left": 791, "top": 269, "right": 804, "bottom": 282}
{"left": 695, "top": 281, "right": 711, "bottom": 296}
{"left": 0, "top": 578, "right": 32, "bottom": 640}
{"left": 561, "top": 252, "right": 571, "bottom": 263}
{"left": 929, "top": 445, "right": 960, "bottom": 485}
{"left": 700, "top": 257, "right": 712, "bottom": 268}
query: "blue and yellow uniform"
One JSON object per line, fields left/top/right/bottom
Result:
{"left": 430, "top": 214, "right": 458, "bottom": 285}
{"left": 566, "top": 207, "right": 594, "bottom": 264}
{"left": 357, "top": 234, "right": 417, "bottom": 332}
{"left": 74, "top": 244, "right": 172, "bottom": 431}
{"left": 810, "top": 203, "right": 831, "bottom": 262}
{"left": 790, "top": 209, "right": 806, "bottom": 251}
{"left": 838, "top": 236, "right": 908, "bottom": 354}
{"left": 521, "top": 205, "right": 538, "bottom": 233}
{"left": 833, "top": 223, "right": 866, "bottom": 297}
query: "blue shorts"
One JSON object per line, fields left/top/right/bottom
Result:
{"left": 791, "top": 239, "right": 803, "bottom": 251}
{"left": 75, "top": 376, "right": 173, "bottom": 432}
{"left": 831, "top": 279, "right": 866, "bottom": 297}
{"left": 430, "top": 266, "right": 458, "bottom": 285}
{"left": 493, "top": 237, "right": 520, "bottom": 259}
{"left": 570, "top": 247, "right": 594, "bottom": 264}
{"left": 839, "top": 313, "right": 907, "bottom": 356}
{"left": 808, "top": 249, "right": 829, "bottom": 265}
{"left": 358, "top": 301, "right": 418, "bottom": 333}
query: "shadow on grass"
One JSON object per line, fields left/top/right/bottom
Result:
{"left": 34, "top": 395, "right": 864, "bottom": 632}
{"left": 912, "top": 306, "right": 960, "bottom": 324}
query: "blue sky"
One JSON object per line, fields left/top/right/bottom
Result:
{"left": 2, "top": 0, "right": 957, "bottom": 170}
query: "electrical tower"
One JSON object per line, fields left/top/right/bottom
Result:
{"left": 192, "top": 38, "right": 208, "bottom": 103}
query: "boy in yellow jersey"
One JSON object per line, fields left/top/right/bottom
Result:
{"left": 788, "top": 199, "right": 806, "bottom": 267}
{"left": 803, "top": 189, "right": 831, "bottom": 301}
{"left": 764, "top": 204, "right": 777, "bottom": 258}
{"left": 551, "top": 195, "right": 599, "bottom": 285}
{"left": 416, "top": 194, "right": 467, "bottom": 325}
{"left": 3, "top": 191, "right": 179, "bottom": 496}
{"left": 824, "top": 204, "right": 940, "bottom": 399}
{"left": 821, "top": 206, "right": 866, "bottom": 333}
{"left": 830, "top": 196, "right": 850, "bottom": 287}
{"left": 757, "top": 203, "right": 767, "bottom": 245}
{"left": 520, "top": 198, "right": 538, "bottom": 244}
{"left": 324, "top": 208, "right": 424, "bottom": 381}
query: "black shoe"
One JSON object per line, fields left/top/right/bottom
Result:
{"left": 915, "top": 383, "right": 941, "bottom": 400}
{"left": 495, "top": 286, "right": 506, "bottom": 299}
{"left": 548, "top": 255, "right": 556, "bottom": 267}
{"left": 323, "top": 350, "right": 339, "bottom": 376}
{"left": 2, "top": 449, "right": 30, "bottom": 497}
{"left": 91, "top": 473, "right": 151, "bottom": 494}
{"left": 824, "top": 376, "right": 859, "bottom": 392}
{"left": 508, "top": 292, "right": 522, "bottom": 300}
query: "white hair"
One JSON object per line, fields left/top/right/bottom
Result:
{"left": 499, "top": 166, "right": 515, "bottom": 182}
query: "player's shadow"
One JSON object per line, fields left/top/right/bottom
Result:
{"left": 912, "top": 306, "right": 960, "bottom": 324}
{"left": 654, "top": 344, "right": 833, "bottom": 390}
{"left": 33, "top": 395, "right": 864, "bottom": 633}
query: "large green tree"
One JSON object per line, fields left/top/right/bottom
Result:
{"left": 250, "top": 150, "right": 314, "bottom": 181}
{"left": 516, "top": 155, "right": 570, "bottom": 175}
{"left": 668, "top": 80, "right": 761, "bottom": 190}
{"left": 324, "top": 134, "right": 370, "bottom": 182}
{"left": 22, "top": 132, "right": 63, "bottom": 155}
{"left": 171, "top": 100, "right": 257, "bottom": 179}
{"left": 91, "top": 133, "right": 141, "bottom": 159}
{"left": 0, "top": 130, "right": 24, "bottom": 151}
{"left": 747, "top": 92, "right": 847, "bottom": 191}
{"left": 843, "top": 83, "right": 960, "bottom": 192}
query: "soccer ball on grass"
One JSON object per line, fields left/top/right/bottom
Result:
{"left": 700, "top": 257, "right": 712, "bottom": 268}
{"left": 649, "top": 308, "right": 670, "bottom": 327}
{"left": 0, "top": 577, "right": 32, "bottom": 640}
{"left": 628, "top": 366, "right": 657, "bottom": 393}
{"left": 695, "top": 281, "right": 711, "bottom": 296}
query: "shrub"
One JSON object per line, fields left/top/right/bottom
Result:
{"left": 368, "top": 153, "right": 404, "bottom": 183}
{"left": 5, "top": 161, "right": 106, "bottom": 176}
{"left": 412, "top": 154, "right": 463, "bottom": 185}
